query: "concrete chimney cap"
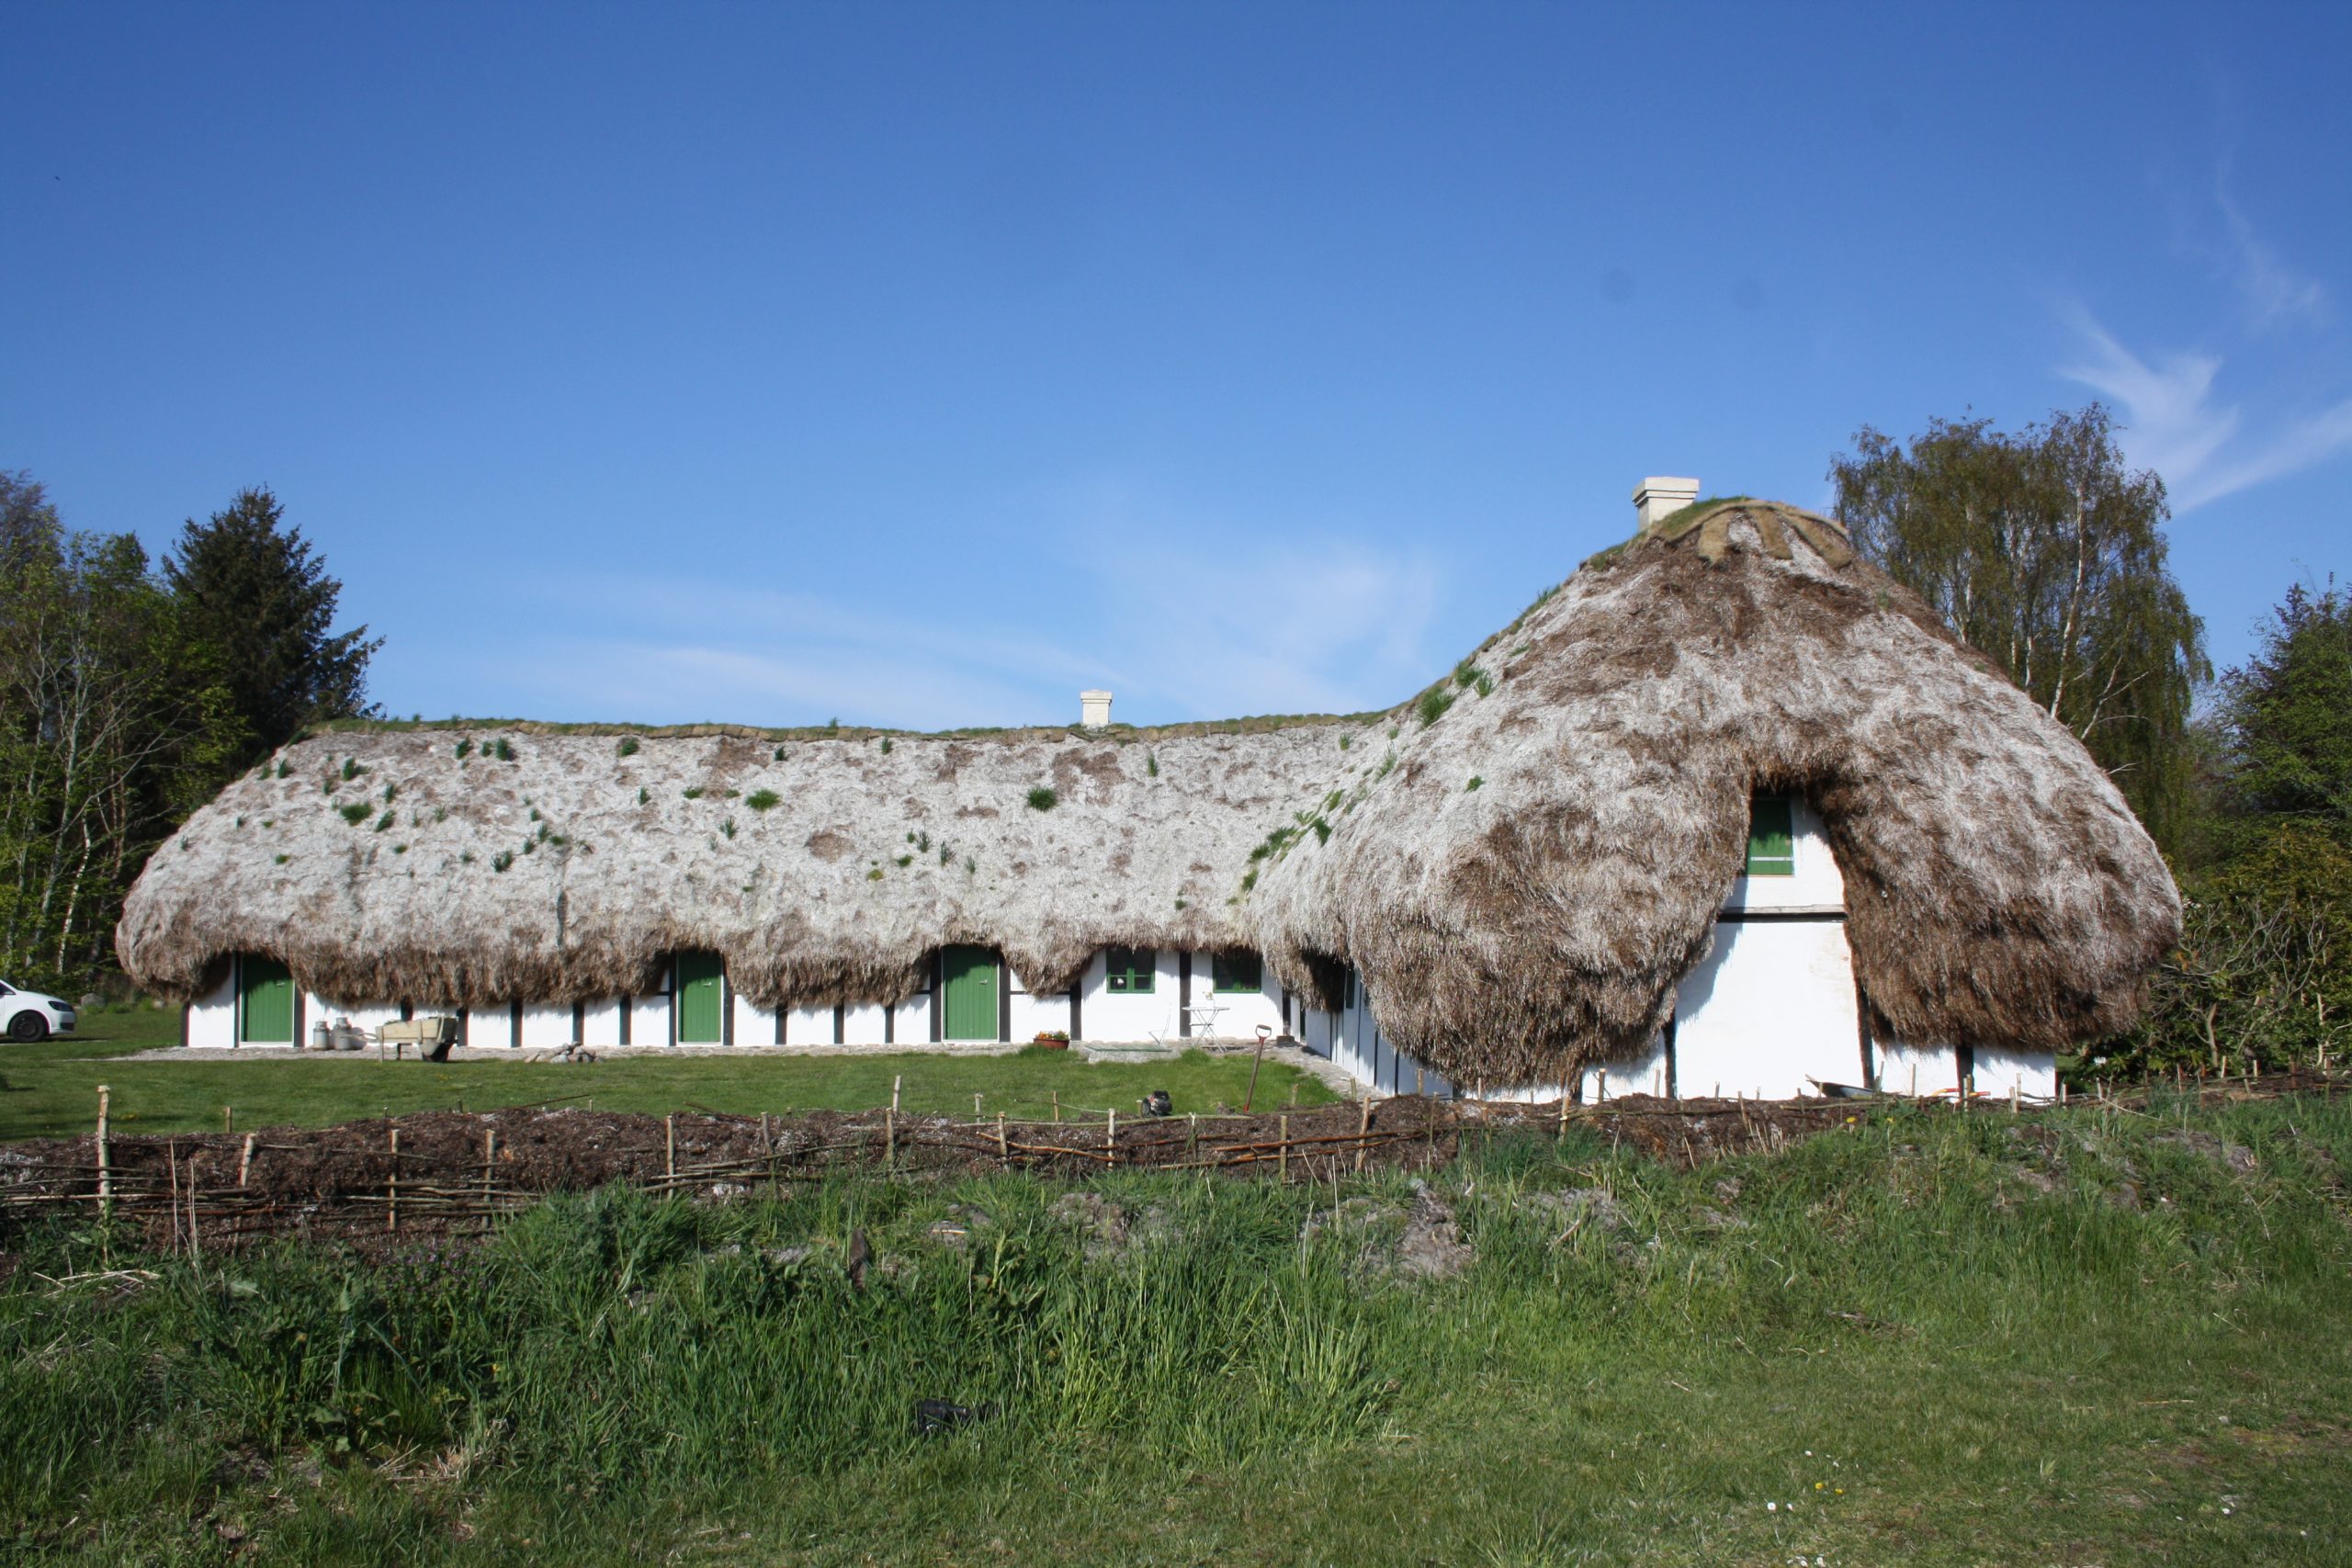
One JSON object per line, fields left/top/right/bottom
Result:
{"left": 1633, "top": 476, "right": 1702, "bottom": 531}
{"left": 1079, "top": 690, "right": 1114, "bottom": 728}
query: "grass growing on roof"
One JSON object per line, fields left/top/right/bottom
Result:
{"left": 3, "top": 1089, "right": 2347, "bottom": 1564}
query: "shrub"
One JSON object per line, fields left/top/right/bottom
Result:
{"left": 455, "top": 739, "right": 472, "bottom": 759}
{"left": 492, "top": 851, "right": 514, "bottom": 872}
{"left": 493, "top": 738, "right": 516, "bottom": 761}
{"left": 879, "top": 738, "right": 893, "bottom": 755}
{"left": 1148, "top": 752, "right": 1160, "bottom": 776}
{"left": 1026, "top": 786, "right": 1057, "bottom": 811}
{"left": 684, "top": 786, "right": 705, "bottom": 800}
{"left": 617, "top": 736, "right": 639, "bottom": 758}
{"left": 342, "top": 757, "right": 362, "bottom": 780}
{"left": 745, "top": 788, "right": 781, "bottom": 812}
{"left": 339, "top": 803, "right": 372, "bottom": 825}
{"left": 1417, "top": 687, "right": 1457, "bottom": 728}
{"left": 1465, "top": 776, "right": 1483, "bottom": 791}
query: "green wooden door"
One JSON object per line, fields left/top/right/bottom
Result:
{"left": 238, "top": 955, "right": 294, "bottom": 1044}
{"left": 942, "top": 946, "right": 1000, "bottom": 1042}
{"left": 675, "top": 952, "right": 725, "bottom": 1043}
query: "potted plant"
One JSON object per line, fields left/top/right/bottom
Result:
{"left": 1032, "top": 1029, "right": 1071, "bottom": 1049}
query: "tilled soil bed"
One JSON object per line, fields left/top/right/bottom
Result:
{"left": 0, "top": 1093, "right": 1875, "bottom": 1249}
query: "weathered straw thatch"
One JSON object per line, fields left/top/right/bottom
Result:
{"left": 1245, "top": 501, "right": 2181, "bottom": 1084}
{"left": 117, "top": 723, "right": 1354, "bottom": 1011}
{"left": 119, "top": 497, "right": 2179, "bottom": 1088}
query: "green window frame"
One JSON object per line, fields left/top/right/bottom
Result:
{"left": 1746, "top": 794, "right": 1796, "bottom": 876}
{"left": 1104, "top": 946, "right": 1156, "bottom": 993}
{"left": 1212, "top": 951, "right": 1262, "bottom": 993}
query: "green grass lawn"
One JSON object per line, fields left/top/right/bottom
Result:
{"left": 4, "top": 1089, "right": 2348, "bottom": 1564}
{"left": 0, "top": 1005, "right": 1337, "bottom": 1142}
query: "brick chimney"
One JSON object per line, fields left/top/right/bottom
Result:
{"left": 1079, "top": 690, "right": 1113, "bottom": 728}
{"left": 1633, "top": 476, "right": 1701, "bottom": 531}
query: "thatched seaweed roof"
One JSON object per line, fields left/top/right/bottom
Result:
{"left": 119, "top": 499, "right": 2179, "bottom": 1085}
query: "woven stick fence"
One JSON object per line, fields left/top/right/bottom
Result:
{"left": 8, "top": 1068, "right": 2336, "bottom": 1252}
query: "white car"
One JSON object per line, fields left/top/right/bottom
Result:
{"left": 0, "top": 981, "right": 76, "bottom": 1042}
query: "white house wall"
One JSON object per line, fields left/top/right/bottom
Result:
{"left": 1971, "top": 1045, "right": 2055, "bottom": 1100}
{"left": 786, "top": 1004, "right": 833, "bottom": 1045}
{"left": 1723, "top": 798, "right": 1846, "bottom": 913}
{"left": 579, "top": 998, "right": 625, "bottom": 1047}
{"left": 1010, "top": 983, "right": 1069, "bottom": 1044}
{"left": 1873, "top": 1042, "right": 1961, "bottom": 1096}
{"left": 1187, "top": 964, "right": 1284, "bottom": 1043}
{"left": 187, "top": 966, "right": 237, "bottom": 1048}
{"left": 1672, "top": 919, "right": 1863, "bottom": 1100}
{"left": 1073, "top": 948, "right": 1182, "bottom": 1043}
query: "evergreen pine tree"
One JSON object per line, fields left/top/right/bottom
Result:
{"left": 163, "top": 487, "right": 380, "bottom": 773}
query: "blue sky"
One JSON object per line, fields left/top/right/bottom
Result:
{"left": 6, "top": 3, "right": 2348, "bottom": 729}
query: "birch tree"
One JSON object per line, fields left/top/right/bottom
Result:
{"left": 1829, "top": 405, "right": 2207, "bottom": 849}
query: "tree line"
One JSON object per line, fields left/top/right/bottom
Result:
{"left": 1830, "top": 406, "right": 2348, "bottom": 1073}
{"left": 0, "top": 472, "right": 376, "bottom": 993}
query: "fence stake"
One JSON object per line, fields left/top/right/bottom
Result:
{"left": 95, "top": 1086, "right": 111, "bottom": 1220}
{"left": 1106, "top": 1108, "right": 1116, "bottom": 1161}
{"left": 1598, "top": 1067, "right": 1608, "bottom": 1103}
{"left": 223, "top": 1106, "right": 233, "bottom": 1135}
{"left": 238, "top": 1132, "right": 255, "bottom": 1187}
{"left": 187, "top": 1156, "right": 201, "bottom": 1261}
{"left": 482, "top": 1128, "right": 497, "bottom": 1207}
{"left": 1188, "top": 1112, "right": 1198, "bottom": 1157}
{"left": 1279, "top": 1115, "right": 1289, "bottom": 1179}
{"left": 388, "top": 1127, "right": 399, "bottom": 1235}
{"left": 974, "top": 1092, "right": 983, "bottom": 1121}
{"left": 1355, "top": 1095, "right": 1372, "bottom": 1171}
{"left": 996, "top": 1111, "right": 1008, "bottom": 1159}
{"left": 1558, "top": 1093, "right": 1569, "bottom": 1141}
{"left": 885, "top": 1107, "right": 895, "bottom": 1168}
{"left": 891, "top": 1075, "right": 902, "bottom": 1115}
{"left": 1051, "top": 1090, "right": 1060, "bottom": 1124}
{"left": 167, "top": 1138, "right": 182, "bottom": 1253}
{"left": 665, "top": 1115, "right": 676, "bottom": 1179}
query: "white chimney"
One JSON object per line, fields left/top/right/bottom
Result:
{"left": 1633, "top": 476, "right": 1702, "bottom": 531}
{"left": 1080, "top": 689, "right": 1113, "bottom": 728}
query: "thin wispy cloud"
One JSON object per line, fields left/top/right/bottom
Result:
{"left": 2057, "top": 309, "right": 2352, "bottom": 513}
{"left": 2214, "top": 160, "right": 2328, "bottom": 330}
{"left": 502, "top": 522, "right": 1444, "bottom": 730}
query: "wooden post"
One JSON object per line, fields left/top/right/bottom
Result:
{"left": 1597, "top": 1067, "right": 1608, "bottom": 1103}
{"left": 996, "top": 1111, "right": 1008, "bottom": 1159}
{"left": 1279, "top": 1114, "right": 1289, "bottom": 1179}
{"left": 885, "top": 1107, "right": 895, "bottom": 1168}
{"left": 95, "top": 1086, "right": 111, "bottom": 1219}
{"left": 1188, "top": 1111, "right": 1198, "bottom": 1157}
{"left": 223, "top": 1106, "right": 233, "bottom": 1135}
{"left": 1558, "top": 1093, "right": 1568, "bottom": 1141}
{"left": 2010, "top": 1082, "right": 2020, "bottom": 1114}
{"left": 1051, "top": 1090, "right": 1060, "bottom": 1124}
{"left": 891, "top": 1075, "right": 902, "bottom": 1115}
{"left": 483, "top": 1128, "right": 497, "bottom": 1205}
{"left": 388, "top": 1126, "right": 400, "bottom": 1235}
{"left": 1354, "top": 1094, "right": 1372, "bottom": 1172}
{"left": 1106, "top": 1107, "right": 1117, "bottom": 1161}
{"left": 167, "top": 1138, "right": 182, "bottom": 1252}
{"left": 973, "top": 1092, "right": 983, "bottom": 1121}
{"left": 187, "top": 1156, "right": 201, "bottom": 1260}
{"left": 238, "top": 1132, "right": 255, "bottom": 1187}
{"left": 665, "top": 1114, "right": 676, "bottom": 1179}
